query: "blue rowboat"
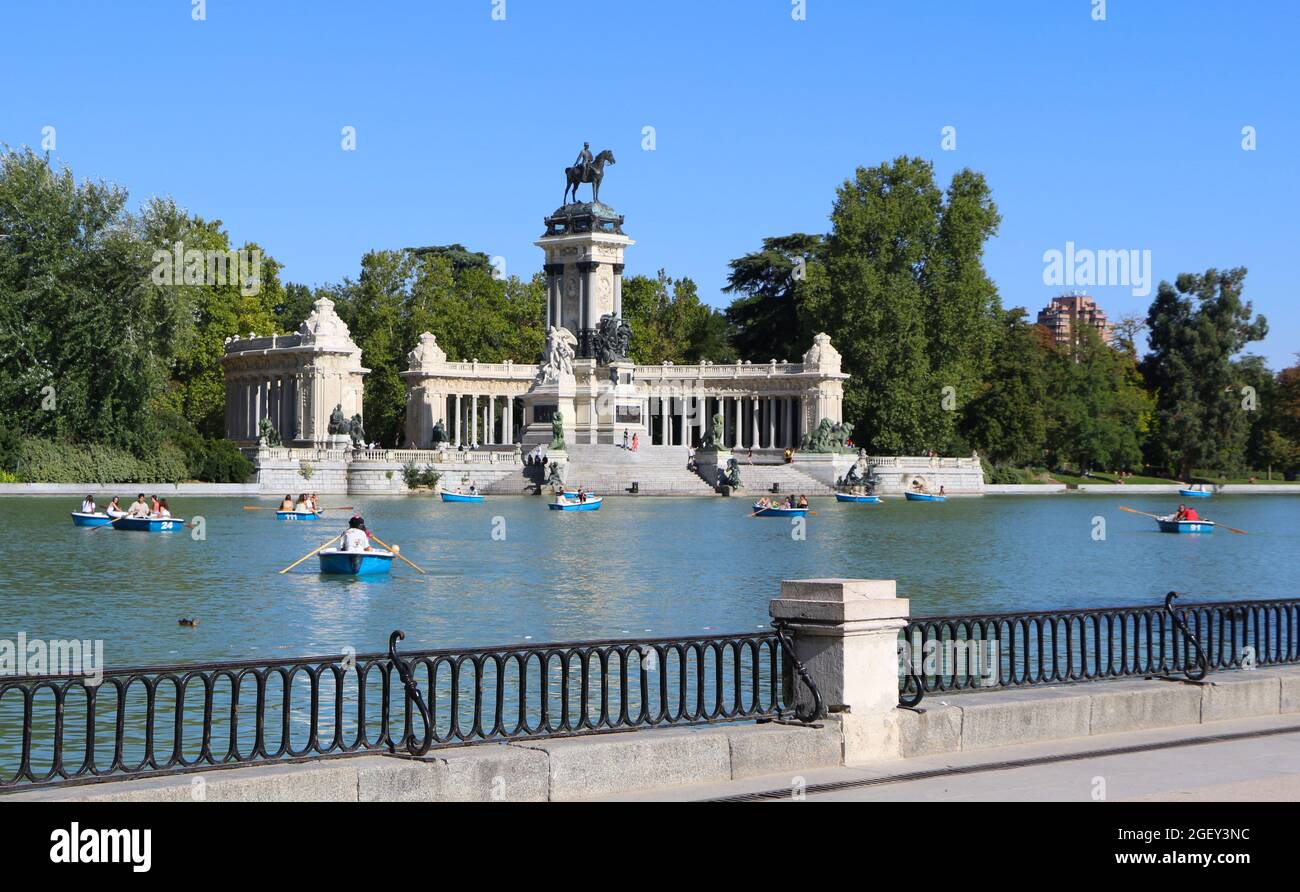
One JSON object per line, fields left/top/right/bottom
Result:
{"left": 835, "top": 493, "right": 880, "bottom": 503}
{"left": 1178, "top": 488, "right": 1213, "bottom": 499}
{"left": 1157, "top": 517, "right": 1216, "bottom": 534}
{"left": 276, "top": 510, "right": 321, "bottom": 520}
{"left": 317, "top": 547, "right": 395, "bottom": 575}
{"left": 439, "top": 490, "right": 485, "bottom": 503}
{"left": 70, "top": 511, "right": 115, "bottom": 527}
{"left": 549, "top": 495, "right": 602, "bottom": 512}
{"left": 905, "top": 491, "right": 945, "bottom": 502}
{"left": 113, "top": 516, "right": 185, "bottom": 532}
{"left": 752, "top": 504, "right": 809, "bottom": 517}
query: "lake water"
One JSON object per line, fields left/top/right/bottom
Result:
{"left": 2, "top": 493, "right": 1298, "bottom": 667}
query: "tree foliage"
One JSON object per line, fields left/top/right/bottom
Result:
{"left": 1141, "top": 269, "right": 1268, "bottom": 478}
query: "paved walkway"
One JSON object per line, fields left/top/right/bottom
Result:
{"left": 606, "top": 714, "right": 1300, "bottom": 802}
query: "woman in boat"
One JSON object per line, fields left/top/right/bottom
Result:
{"left": 310, "top": 493, "right": 321, "bottom": 512}
{"left": 156, "top": 498, "right": 172, "bottom": 518}
{"left": 340, "top": 516, "right": 372, "bottom": 552}
{"left": 105, "top": 497, "right": 125, "bottom": 518}
{"left": 280, "top": 494, "right": 295, "bottom": 511}
{"left": 80, "top": 494, "right": 97, "bottom": 514}
{"left": 294, "top": 493, "right": 310, "bottom": 512}
{"left": 797, "top": 494, "right": 809, "bottom": 509}
{"left": 576, "top": 486, "right": 587, "bottom": 503}
{"left": 149, "top": 494, "right": 161, "bottom": 514}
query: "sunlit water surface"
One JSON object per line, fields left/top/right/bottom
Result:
{"left": 1, "top": 493, "right": 1297, "bottom": 667}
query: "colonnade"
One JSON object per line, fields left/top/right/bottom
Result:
{"left": 226, "top": 374, "right": 298, "bottom": 443}
{"left": 442, "top": 393, "right": 519, "bottom": 447}
{"left": 644, "top": 393, "right": 802, "bottom": 449}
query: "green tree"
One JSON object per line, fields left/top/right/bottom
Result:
{"left": 962, "top": 309, "right": 1049, "bottom": 467}
{"left": 1141, "top": 269, "right": 1268, "bottom": 479}
{"left": 1043, "top": 325, "right": 1150, "bottom": 472}
{"left": 807, "top": 156, "right": 1001, "bottom": 453}
{"left": 722, "top": 233, "right": 824, "bottom": 361}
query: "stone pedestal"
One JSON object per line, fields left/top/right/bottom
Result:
{"left": 770, "top": 579, "right": 909, "bottom": 763}
{"left": 521, "top": 375, "right": 576, "bottom": 448}
{"left": 693, "top": 448, "right": 732, "bottom": 490}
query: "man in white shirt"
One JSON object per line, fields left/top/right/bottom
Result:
{"left": 127, "top": 494, "right": 150, "bottom": 518}
{"left": 341, "top": 516, "right": 371, "bottom": 552}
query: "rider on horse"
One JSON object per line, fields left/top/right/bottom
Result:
{"left": 574, "top": 142, "right": 593, "bottom": 185}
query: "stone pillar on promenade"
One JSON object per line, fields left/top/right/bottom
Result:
{"left": 770, "top": 578, "right": 909, "bottom": 763}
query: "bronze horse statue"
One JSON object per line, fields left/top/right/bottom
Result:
{"left": 564, "top": 149, "right": 615, "bottom": 205}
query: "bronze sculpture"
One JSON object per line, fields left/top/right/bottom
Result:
{"left": 564, "top": 147, "right": 616, "bottom": 205}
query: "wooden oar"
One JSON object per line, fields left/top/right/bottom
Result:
{"left": 1215, "top": 522, "right": 1249, "bottom": 535}
{"left": 279, "top": 534, "right": 342, "bottom": 574}
{"left": 367, "top": 533, "right": 426, "bottom": 574}
{"left": 318, "top": 505, "right": 353, "bottom": 512}
{"left": 1119, "top": 505, "right": 1164, "bottom": 520}
{"left": 89, "top": 515, "right": 126, "bottom": 533}
{"left": 242, "top": 505, "right": 279, "bottom": 510}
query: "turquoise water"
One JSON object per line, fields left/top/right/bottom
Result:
{"left": 1, "top": 494, "right": 1298, "bottom": 667}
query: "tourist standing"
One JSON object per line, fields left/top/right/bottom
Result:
{"left": 622, "top": 430, "right": 629, "bottom": 450}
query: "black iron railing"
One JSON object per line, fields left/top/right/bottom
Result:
{"left": 0, "top": 629, "right": 800, "bottom": 790}
{"left": 899, "top": 594, "right": 1300, "bottom": 695}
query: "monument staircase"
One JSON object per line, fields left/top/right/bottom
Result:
{"left": 548, "top": 444, "right": 717, "bottom": 496}
{"left": 723, "top": 461, "right": 838, "bottom": 497}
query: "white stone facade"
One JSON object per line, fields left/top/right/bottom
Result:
{"left": 221, "top": 296, "right": 369, "bottom": 447}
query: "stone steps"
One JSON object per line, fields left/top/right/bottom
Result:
{"left": 723, "top": 463, "right": 837, "bottom": 496}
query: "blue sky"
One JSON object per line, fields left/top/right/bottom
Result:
{"left": 2, "top": 1, "right": 1296, "bottom": 365}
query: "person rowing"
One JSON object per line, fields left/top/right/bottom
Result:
{"left": 127, "top": 494, "right": 151, "bottom": 518}
{"left": 1172, "top": 503, "right": 1200, "bottom": 522}
{"left": 797, "top": 494, "right": 809, "bottom": 509}
{"left": 341, "top": 515, "right": 373, "bottom": 552}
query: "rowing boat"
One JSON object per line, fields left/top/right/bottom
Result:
{"left": 549, "top": 495, "right": 602, "bottom": 512}
{"left": 70, "top": 511, "right": 118, "bottom": 527}
{"left": 752, "top": 504, "right": 809, "bottom": 517}
{"left": 835, "top": 493, "right": 880, "bottom": 503}
{"left": 904, "top": 491, "right": 945, "bottom": 502}
{"left": 438, "top": 489, "right": 485, "bottom": 503}
{"left": 113, "top": 516, "right": 186, "bottom": 532}
{"left": 317, "top": 547, "right": 395, "bottom": 575}
{"left": 1156, "top": 516, "right": 1216, "bottom": 534}
{"left": 276, "top": 510, "right": 322, "bottom": 520}
{"left": 1178, "top": 488, "right": 1213, "bottom": 499}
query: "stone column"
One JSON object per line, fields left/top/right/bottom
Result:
{"left": 577, "top": 259, "right": 597, "bottom": 357}
{"left": 731, "top": 397, "right": 742, "bottom": 448}
{"left": 769, "top": 579, "right": 910, "bottom": 763}
{"left": 677, "top": 389, "right": 687, "bottom": 448}
{"left": 751, "top": 398, "right": 759, "bottom": 448}
{"left": 767, "top": 397, "right": 776, "bottom": 449}
{"left": 612, "top": 263, "right": 625, "bottom": 318}
{"left": 454, "top": 394, "right": 462, "bottom": 446}
{"left": 503, "top": 395, "right": 512, "bottom": 445}
{"left": 544, "top": 263, "right": 563, "bottom": 330}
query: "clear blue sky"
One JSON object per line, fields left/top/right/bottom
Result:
{"left": 2, "top": 1, "right": 1296, "bottom": 365}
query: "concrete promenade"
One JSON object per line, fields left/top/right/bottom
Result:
{"left": 613, "top": 713, "right": 1300, "bottom": 802}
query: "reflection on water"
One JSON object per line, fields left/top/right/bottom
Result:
{"left": 0, "top": 493, "right": 1297, "bottom": 666}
